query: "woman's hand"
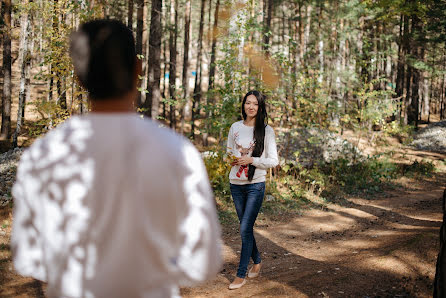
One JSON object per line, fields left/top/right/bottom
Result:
{"left": 236, "top": 156, "right": 253, "bottom": 166}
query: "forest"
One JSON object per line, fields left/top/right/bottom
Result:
{"left": 1, "top": 0, "right": 446, "bottom": 297}
{"left": 1, "top": 0, "right": 446, "bottom": 145}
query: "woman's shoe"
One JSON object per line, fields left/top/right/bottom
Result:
{"left": 228, "top": 278, "right": 246, "bottom": 290}
{"left": 248, "top": 263, "right": 262, "bottom": 278}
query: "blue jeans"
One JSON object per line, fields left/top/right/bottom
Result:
{"left": 230, "top": 182, "right": 265, "bottom": 278}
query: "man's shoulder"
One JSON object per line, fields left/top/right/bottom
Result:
{"left": 135, "top": 118, "right": 201, "bottom": 163}
{"left": 139, "top": 118, "right": 191, "bottom": 148}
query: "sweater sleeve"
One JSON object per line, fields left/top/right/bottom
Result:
{"left": 226, "top": 124, "right": 234, "bottom": 154}
{"left": 11, "top": 150, "right": 47, "bottom": 282}
{"left": 175, "top": 142, "right": 222, "bottom": 286}
{"left": 251, "top": 126, "right": 279, "bottom": 170}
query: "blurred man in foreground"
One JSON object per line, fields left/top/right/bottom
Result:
{"left": 12, "top": 19, "right": 221, "bottom": 298}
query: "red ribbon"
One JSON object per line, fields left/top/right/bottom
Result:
{"left": 236, "top": 165, "right": 248, "bottom": 178}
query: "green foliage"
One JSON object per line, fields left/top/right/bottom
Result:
{"left": 203, "top": 148, "right": 231, "bottom": 198}
{"left": 398, "top": 160, "right": 436, "bottom": 178}
{"left": 321, "top": 156, "right": 398, "bottom": 195}
{"left": 383, "top": 121, "right": 415, "bottom": 144}
{"left": 28, "top": 100, "right": 69, "bottom": 137}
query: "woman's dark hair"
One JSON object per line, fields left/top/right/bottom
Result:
{"left": 69, "top": 19, "right": 136, "bottom": 100}
{"left": 242, "top": 90, "right": 267, "bottom": 181}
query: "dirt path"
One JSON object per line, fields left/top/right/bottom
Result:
{"left": 1, "top": 149, "right": 445, "bottom": 297}
{"left": 181, "top": 172, "right": 445, "bottom": 297}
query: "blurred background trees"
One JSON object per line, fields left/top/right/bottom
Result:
{"left": 1, "top": 0, "right": 446, "bottom": 147}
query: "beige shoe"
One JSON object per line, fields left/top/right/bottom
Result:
{"left": 228, "top": 278, "right": 246, "bottom": 290}
{"left": 248, "top": 263, "right": 262, "bottom": 278}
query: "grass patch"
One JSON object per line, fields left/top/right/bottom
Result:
{"left": 204, "top": 147, "right": 437, "bottom": 222}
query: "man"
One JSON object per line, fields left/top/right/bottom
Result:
{"left": 12, "top": 19, "right": 221, "bottom": 298}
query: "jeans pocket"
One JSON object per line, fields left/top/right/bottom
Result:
{"left": 253, "top": 182, "right": 265, "bottom": 192}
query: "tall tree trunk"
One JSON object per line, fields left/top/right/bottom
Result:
{"left": 180, "top": 0, "right": 191, "bottom": 134}
{"left": 1, "top": 0, "right": 12, "bottom": 140}
{"left": 208, "top": 0, "right": 219, "bottom": 92}
{"left": 161, "top": 32, "right": 167, "bottom": 120}
{"left": 293, "top": 1, "right": 301, "bottom": 68}
{"left": 13, "top": 3, "right": 32, "bottom": 147}
{"left": 396, "top": 14, "right": 407, "bottom": 122}
{"left": 135, "top": 0, "right": 144, "bottom": 107}
{"left": 317, "top": 3, "right": 324, "bottom": 84}
{"left": 203, "top": 0, "right": 220, "bottom": 146}
{"left": 408, "top": 15, "right": 421, "bottom": 127}
{"left": 302, "top": 4, "right": 312, "bottom": 67}
{"left": 128, "top": 0, "right": 134, "bottom": 30}
{"left": 144, "top": 0, "right": 163, "bottom": 119}
{"left": 422, "top": 49, "right": 430, "bottom": 121}
{"left": 0, "top": 0, "right": 4, "bottom": 83}
{"left": 441, "top": 52, "right": 446, "bottom": 120}
{"left": 191, "top": 0, "right": 206, "bottom": 139}
{"left": 263, "top": 0, "right": 273, "bottom": 56}
{"left": 168, "top": 0, "right": 178, "bottom": 129}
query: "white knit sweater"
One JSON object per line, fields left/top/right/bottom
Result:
{"left": 227, "top": 120, "right": 279, "bottom": 185}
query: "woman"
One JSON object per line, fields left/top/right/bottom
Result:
{"left": 226, "top": 90, "right": 279, "bottom": 290}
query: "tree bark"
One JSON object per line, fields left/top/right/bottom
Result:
{"left": 191, "top": 0, "right": 206, "bottom": 139}
{"left": 135, "top": 0, "right": 144, "bottom": 107}
{"left": 180, "top": 0, "right": 191, "bottom": 134}
{"left": 13, "top": 3, "right": 32, "bottom": 147}
{"left": 396, "top": 14, "right": 407, "bottom": 122}
{"left": 128, "top": 0, "right": 134, "bottom": 30}
{"left": 161, "top": 29, "right": 167, "bottom": 120}
{"left": 144, "top": 0, "right": 163, "bottom": 119}
{"left": 1, "top": 0, "right": 12, "bottom": 140}
{"left": 203, "top": 0, "right": 220, "bottom": 146}
{"left": 408, "top": 14, "right": 421, "bottom": 127}
{"left": 263, "top": 0, "right": 273, "bottom": 56}
{"left": 0, "top": 0, "right": 4, "bottom": 83}
{"left": 317, "top": 3, "right": 324, "bottom": 84}
{"left": 168, "top": 0, "right": 178, "bottom": 129}
{"left": 303, "top": 4, "right": 312, "bottom": 63}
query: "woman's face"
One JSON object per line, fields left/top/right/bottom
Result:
{"left": 244, "top": 94, "right": 259, "bottom": 119}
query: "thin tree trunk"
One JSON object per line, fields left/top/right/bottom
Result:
{"left": 441, "top": 51, "right": 446, "bottom": 119}
{"left": 422, "top": 49, "right": 430, "bottom": 121}
{"left": 401, "top": 15, "right": 410, "bottom": 124}
{"left": 408, "top": 15, "right": 421, "bottom": 127}
{"left": 168, "top": 0, "right": 178, "bottom": 129}
{"left": 317, "top": 3, "right": 324, "bottom": 84}
{"left": 263, "top": 0, "right": 273, "bottom": 56}
{"left": 13, "top": 3, "right": 32, "bottom": 147}
{"left": 191, "top": 0, "right": 206, "bottom": 139}
{"left": 208, "top": 0, "right": 219, "bottom": 92}
{"left": 1, "top": 0, "right": 12, "bottom": 140}
{"left": 0, "top": 0, "right": 4, "bottom": 83}
{"left": 162, "top": 32, "right": 167, "bottom": 120}
{"left": 303, "top": 4, "right": 312, "bottom": 65}
{"left": 180, "top": 0, "right": 191, "bottom": 134}
{"left": 135, "top": 0, "right": 144, "bottom": 107}
{"left": 144, "top": 0, "right": 163, "bottom": 119}
{"left": 203, "top": 0, "right": 220, "bottom": 146}
{"left": 128, "top": 0, "right": 134, "bottom": 30}
{"left": 53, "top": 1, "right": 66, "bottom": 111}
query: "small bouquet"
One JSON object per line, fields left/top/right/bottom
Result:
{"left": 226, "top": 148, "right": 238, "bottom": 164}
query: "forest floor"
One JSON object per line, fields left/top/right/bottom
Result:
{"left": 179, "top": 134, "right": 446, "bottom": 297}
{"left": 0, "top": 132, "right": 445, "bottom": 297}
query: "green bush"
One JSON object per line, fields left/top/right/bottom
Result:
{"left": 203, "top": 148, "right": 231, "bottom": 199}
{"left": 321, "top": 156, "right": 397, "bottom": 194}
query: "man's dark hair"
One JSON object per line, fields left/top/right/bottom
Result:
{"left": 70, "top": 19, "right": 136, "bottom": 100}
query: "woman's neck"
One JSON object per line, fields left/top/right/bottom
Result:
{"left": 243, "top": 117, "right": 255, "bottom": 127}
